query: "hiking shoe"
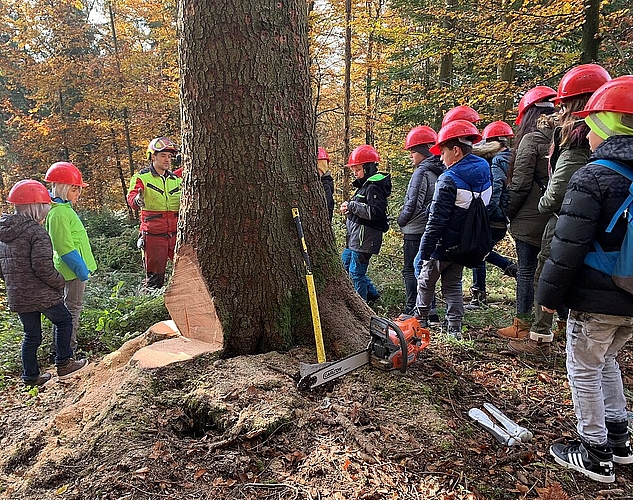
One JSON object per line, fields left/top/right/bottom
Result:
{"left": 464, "top": 288, "right": 487, "bottom": 310}
{"left": 550, "top": 441, "right": 614, "bottom": 483}
{"left": 496, "top": 318, "right": 530, "bottom": 340}
{"left": 414, "top": 315, "right": 429, "bottom": 328}
{"left": 606, "top": 420, "right": 633, "bottom": 464}
{"left": 448, "top": 325, "right": 462, "bottom": 340}
{"left": 428, "top": 314, "right": 441, "bottom": 326}
{"left": 504, "top": 263, "right": 518, "bottom": 278}
{"left": 508, "top": 338, "right": 552, "bottom": 357}
{"left": 57, "top": 358, "right": 89, "bottom": 380}
{"left": 24, "top": 372, "right": 52, "bottom": 387}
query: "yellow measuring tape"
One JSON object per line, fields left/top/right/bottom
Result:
{"left": 292, "top": 208, "right": 326, "bottom": 363}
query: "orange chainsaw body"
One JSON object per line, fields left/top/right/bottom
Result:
{"left": 369, "top": 315, "right": 430, "bottom": 372}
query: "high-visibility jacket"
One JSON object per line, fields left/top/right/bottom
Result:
{"left": 127, "top": 167, "right": 182, "bottom": 234}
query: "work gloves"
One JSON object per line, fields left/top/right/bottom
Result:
{"left": 134, "top": 189, "right": 145, "bottom": 208}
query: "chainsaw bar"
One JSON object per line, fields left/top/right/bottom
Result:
{"left": 297, "top": 348, "right": 371, "bottom": 391}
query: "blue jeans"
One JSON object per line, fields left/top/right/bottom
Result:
{"left": 342, "top": 248, "right": 379, "bottom": 301}
{"left": 566, "top": 311, "right": 633, "bottom": 446}
{"left": 18, "top": 302, "right": 73, "bottom": 382}
{"left": 471, "top": 228, "right": 513, "bottom": 292}
{"left": 514, "top": 238, "right": 540, "bottom": 316}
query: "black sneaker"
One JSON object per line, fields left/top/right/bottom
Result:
{"left": 550, "top": 441, "right": 614, "bottom": 483}
{"left": 606, "top": 421, "right": 633, "bottom": 464}
{"left": 57, "top": 358, "right": 89, "bottom": 380}
{"left": 23, "top": 372, "right": 52, "bottom": 387}
{"left": 428, "top": 314, "right": 441, "bottom": 326}
{"left": 448, "top": 325, "right": 463, "bottom": 340}
{"left": 415, "top": 315, "right": 429, "bottom": 328}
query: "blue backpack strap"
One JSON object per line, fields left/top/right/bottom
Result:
{"left": 591, "top": 159, "right": 633, "bottom": 232}
{"left": 592, "top": 159, "right": 633, "bottom": 181}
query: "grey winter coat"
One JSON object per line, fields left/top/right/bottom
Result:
{"left": 397, "top": 155, "right": 444, "bottom": 235}
{"left": 507, "top": 119, "right": 553, "bottom": 247}
{"left": 0, "top": 213, "right": 65, "bottom": 313}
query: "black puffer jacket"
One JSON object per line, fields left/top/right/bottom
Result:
{"left": 0, "top": 213, "right": 65, "bottom": 313}
{"left": 537, "top": 135, "right": 633, "bottom": 316}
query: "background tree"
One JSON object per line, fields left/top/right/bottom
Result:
{"left": 176, "top": 0, "right": 370, "bottom": 356}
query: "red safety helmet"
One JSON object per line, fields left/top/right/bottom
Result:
{"left": 573, "top": 76, "right": 633, "bottom": 118}
{"left": 44, "top": 161, "right": 88, "bottom": 187}
{"left": 441, "top": 105, "right": 481, "bottom": 127}
{"left": 515, "top": 85, "right": 557, "bottom": 125}
{"left": 404, "top": 126, "right": 438, "bottom": 150}
{"left": 430, "top": 120, "right": 482, "bottom": 155}
{"left": 482, "top": 121, "right": 515, "bottom": 141}
{"left": 147, "top": 137, "right": 178, "bottom": 160}
{"left": 345, "top": 145, "right": 380, "bottom": 166}
{"left": 317, "top": 147, "right": 330, "bottom": 161}
{"left": 7, "top": 180, "right": 51, "bottom": 204}
{"left": 552, "top": 64, "right": 612, "bottom": 104}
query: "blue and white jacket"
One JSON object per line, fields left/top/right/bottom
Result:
{"left": 419, "top": 153, "right": 492, "bottom": 261}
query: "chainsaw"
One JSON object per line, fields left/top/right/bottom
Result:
{"left": 297, "top": 315, "right": 430, "bottom": 391}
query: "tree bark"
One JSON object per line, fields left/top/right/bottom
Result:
{"left": 177, "top": 0, "right": 370, "bottom": 358}
{"left": 581, "top": 0, "right": 600, "bottom": 63}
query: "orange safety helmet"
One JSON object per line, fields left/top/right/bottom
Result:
{"left": 482, "top": 121, "right": 515, "bottom": 141}
{"left": 552, "top": 64, "right": 612, "bottom": 105}
{"left": 44, "top": 161, "right": 88, "bottom": 187}
{"left": 515, "top": 86, "right": 557, "bottom": 125}
{"left": 147, "top": 137, "right": 178, "bottom": 160}
{"left": 573, "top": 76, "right": 633, "bottom": 118}
{"left": 441, "top": 105, "right": 481, "bottom": 127}
{"left": 7, "top": 180, "right": 51, "bottom": 204}
{"left": 317, "top": 147, "right": 330, "bottom": 161}
{"left": 345, "top": 145, "right": 380, "bottom": 166}
{"left": 430, "top": 120, "right": 482, "bottom": 155}
{"left": 404, "top": 126, "right": 438, "bottom": 150}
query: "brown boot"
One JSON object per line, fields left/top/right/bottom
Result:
{"left": 508, "top": 338, "right": 552, "bottom": 357}
{"left": 496, "top": 318, "right": 530, "bottom": 339}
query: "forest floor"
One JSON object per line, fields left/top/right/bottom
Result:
{"left": 1, "top": 299, "right": 633, "bottom": 500}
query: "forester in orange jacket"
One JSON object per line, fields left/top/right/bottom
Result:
{"left": 127, "top": 137, "right": 182, "bottom": 289}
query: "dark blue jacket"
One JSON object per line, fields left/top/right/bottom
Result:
{"left": 489, "top": 149, "right": 511, "bottom": 227}
{"left": 419, "top": 153, "right": 492, "bottom": 261}
{"left": 537, "top": 135, "right": 633, "bottom": 316}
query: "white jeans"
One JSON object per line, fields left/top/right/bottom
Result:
{"left": 566, "top": 310, "right": 633, "bottom": 446}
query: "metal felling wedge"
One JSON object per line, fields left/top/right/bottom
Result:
{"left": 468, "top": 408, "right": 520, "bottom": 447}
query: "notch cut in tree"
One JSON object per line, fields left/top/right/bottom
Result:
{"left": 174, "top": 0, "right": 371, "bottom": 358}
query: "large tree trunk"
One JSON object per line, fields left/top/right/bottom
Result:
{"left": 176, "top": 0, "right": 369, "bottom": 358}
{"left": 581, "top": 0, "right": 600, "bottom": 63}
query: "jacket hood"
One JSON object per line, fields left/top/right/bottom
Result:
{"left": 448, "top": 153, "right": 490, "bottom": 187}
{"left": 590, "top": 135, "right": 633, "bottom": 166}
{"left": 473, "top": 141, "right": 505, "bottom": 161}
{"left": 352, "top": 172, "right": 392, "bottom": 197}
{"left": 0, "top": 213, "right": 37, "bottom": 243}
{"left": 418, "top": 155, "right": 445, "bottom": 177}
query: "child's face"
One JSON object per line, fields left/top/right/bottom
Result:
{"left": 67, "top": 185, "right": 82, "bottom": 204}
{"left": 350, "top": 164, "right": 365, "bottom": 179}
{"left": 440, "top": 145, "right": 461, "bottom": 167}
{"left": 587, "top": 129, "right": 604, "bottom": 152}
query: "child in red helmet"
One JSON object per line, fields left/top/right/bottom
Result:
{"left": 340, "top": 145, "right": 391, "bottom": 303}
{"left": 0, "top": 180, "right": 88, "bottom": 386}
{"left": 44, "top": 162, "right": 96, "bottom": 358}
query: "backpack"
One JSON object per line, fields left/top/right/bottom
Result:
{"left": 583, "top": 159, "right": 633, "bottom": 294}
{"left": 445, "top": 190, "right": 493, "bottom": 268}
